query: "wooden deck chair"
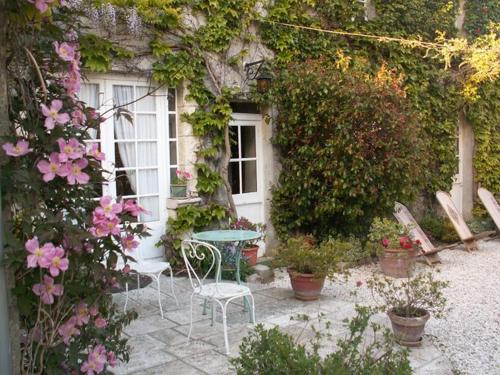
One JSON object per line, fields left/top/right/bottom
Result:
{"left": 393, "top": 202, "right": 445, "bottom": 266}
{"left": 436, "top": 191, "right": 479, "bottom": 252}
{"left": 478, "top": 188, "right": 500, "bottom": 231}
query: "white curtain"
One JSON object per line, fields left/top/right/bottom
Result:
{"left": 113, "top": 85, "right": 137, "bottom": 193}
{"left": 79, "top": 83, "right": 99, "bottom": 139}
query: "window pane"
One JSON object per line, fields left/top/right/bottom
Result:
{"left": 137, "top": 114, "right": 157, "bottom": 139}
{"left": 138, "top": 169, "right": 159, "bottom": 195}
{"left": 139, "top": 196, "right": 159, "bottom": 222}
{"left": 229, "top": 161, "right": 240, "bottom": 194}
{"left": 168, "top": 114, "right": 176, "bottom": 138}
{"left": 170, "top": 168, "right": 177, "bottom": 182}
{"left": 115, "top": 142, "right": 136, "bottom": 168}
{"left": 169, "top": 141, "right": 177, "bottom": 165}
{"left": 87, "top": 128, "right": 100, "bottom": 140}
{"left": 241, "top": 126, "right": 256, "bottom": 158}
{"left": 116, "top": 170, "right": 136, "bottom": 196}
{"left": 230, "top": 126, "right": 239, "bottom": 159}
{"left": 136, "top": 86, "right": 156, "bottom": 112}
{"left": 113, "top": 85, "right": 134, "bottom": 111}
{"left": 168, "top": 88, "right": 176, "bottom": 112}
{"left": 79, "top": 83, "right": 99, "bottom": 108}
{"left": 137, "top": 142, "right": 157, "bottom": 167}
{"left": 242, "top": 160, "right": 257, "bottom": 193}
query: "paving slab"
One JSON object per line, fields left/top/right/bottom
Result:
{"left": 129, "top": 360, "right": 206, "bottom": 375}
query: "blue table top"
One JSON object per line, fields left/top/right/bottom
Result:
{"left": 192, "top": 229, "right": 261, "bottom": 242}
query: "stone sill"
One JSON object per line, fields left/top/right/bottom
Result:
{"left": 166, "top": 197, "right": 201, "bottom": 210}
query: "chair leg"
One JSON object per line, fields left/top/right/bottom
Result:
{"left": 136, "top": 273, "right": 141, "bottom": 301}
{"left": 222, "top": 302, "right": 230, "bottom": 355}
{"left": 211, "top": 299, "right": 215, "bottom": 326}
{"left": 156, "top": 274, "right": 164, "bottom": 319}
{"left": 247, "top": 294, "right": 256, "bottom": 324}
{"left": 124, "top": 282, "right": 129, "bottom": 313}
{"left": 168, "top": 266, "right": 178, "bottom": 306}
{"left": 187, "top": 293, "right": 195, "bottom": 344}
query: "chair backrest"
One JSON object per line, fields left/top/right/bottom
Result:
{"left": 181, "top": 239, "right": 222, "bottom": 291}
{"left": 393, "top": 202, "right": 435, "bottom": 254}
{"left": 478, "top": 188, "right": 500, "bottom": 231}
{"left": 436, "top": 191, "right": 474, "bottom": 240}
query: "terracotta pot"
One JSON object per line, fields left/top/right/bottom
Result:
{"left": 287, "top": 268, "right": 325, "bottom": 301}
{"left": 379, "top": 248, "right": 417, "bottom": 278}
{"left": 242, "top": 245, "right": 259, "bottom": 266}
{"left": 387, "top": 308, "right": 430, "bottom": 347}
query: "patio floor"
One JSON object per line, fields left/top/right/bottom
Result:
{"left": 111, "top": 268, "right": 456, "bottom": 374}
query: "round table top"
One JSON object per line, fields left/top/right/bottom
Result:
{"left": 192, "top": 229, "right": 261, "bottom": 242}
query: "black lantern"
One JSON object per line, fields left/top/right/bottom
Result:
{"left": 244, "top": 60, "right": 272, "bottom": 93}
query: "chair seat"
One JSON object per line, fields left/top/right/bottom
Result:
{"left": 130, "top": 261, "right": 171, "bottom": 274}
{"left": 195, "top": 282, "right": 251, "bottom": 299}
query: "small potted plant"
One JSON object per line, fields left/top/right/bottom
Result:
{"left": 368, "top": 271, "right": 448, "bottom": 347}
{"left": 230, "top": 217, "right": 266, "bottom": 266}
{"left": 273, "top": 235, "right": 349, "bottom": 301}
{"left": 368, "top": 218, "right": 420, "bottom": 278}
{"left": 170, "top": 169, "right": 192, "bottom": 198}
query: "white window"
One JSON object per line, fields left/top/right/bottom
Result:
{"left": 229, "top": 123, "right": 257, "bottom": 195}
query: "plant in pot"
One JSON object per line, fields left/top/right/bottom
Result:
{"left": 368, "top": 218, "right": 421, "bottom": 278}
{"left": 230, "top": 217, "right": 266, "bottom": 266}
{"left": 367, "top": 271, "right": 448, "bottom": 347}
{"left": 170, "top": 169, "right": 192, "bottom": 198}
{"left": 273, "top": 235, "right": 349, "bottom": 301}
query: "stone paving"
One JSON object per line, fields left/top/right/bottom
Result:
{"left": 112, "top": 274, "right": 453, "bottom": 375}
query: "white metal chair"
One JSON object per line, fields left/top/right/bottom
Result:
{"left": 123, "top": 254, "right": 178, "bottom": 319}
{"left": 181, "top": 239, "right": 256, "bottom": 354}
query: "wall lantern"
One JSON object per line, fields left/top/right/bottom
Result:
{"left": 244, "top": 60, "right": 272, "bottom": 94}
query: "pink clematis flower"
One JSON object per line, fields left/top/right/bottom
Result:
{"left": 25, "top": 238, "right": 52, "bottom": 268}
{"left": 122, "top": 200, "right": 149, "bottom": 217}
{"left": 86, "top": 143, "right": 105, "bottom": 161}
{"left": 2, "top": 140, "right": 32, "bottom": 157}
{"left": 121, "top": 234, "right": 139, "bottom": 251}
{"left": 28, "top": 0, "right": 54, "bottom": 13}
{"left": 65, "top": 158, "right": 90, "bottom": 185}
{"left": 80, "top": 345, "right": 106, "bottom": 375}
{"left": 41, "top": 100, "right": 70, "bottom": 130}
{"left": 57, "top": 138, "right": 84, "bottom": 162}
{"left": 94, "top": 317, "right": 107, "bottom": 329}
{"left": 37, "top": 152, "right": 68, "bottom": 182}
{"left": 107, "top": 351, "right": 117, "bottom": 368}
{"left": 32, "top": 275, "right": 63, "bottom": 304}
{"left": 53, "top": 42, "right": 75, "bottom": 62}
{"left": 45, "top": 246, "right": 69, "bottom": 277}
{"left": 96, "top": 196, "right": 122, "bottom": 219}
{"left": 75, "top": 302, "right": 90, "bottom": 326}
{"left": 71, "top": 109, "right": 87, "bottom": 127}
{"left": 89, "top": 305, "right": 99, "bottom": 317}
{"left": 65, "top": 59, "right": 81, "bottom": 98}
{"left": 58, "top": 316, "right": 80, "bottom": 345}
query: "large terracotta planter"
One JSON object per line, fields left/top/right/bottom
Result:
{"left": 287, "top": 268, "right": 325, "bottom": 301}
{"left": 242, "top": 245, "right": 259, "bottom": 266}
{"left": 387, "top": 308, "right": 430, "bottom": 347}
{"left": 380, "top": 248, "right": 417, "bottom": 278}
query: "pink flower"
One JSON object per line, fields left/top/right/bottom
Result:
{"left": 89, "top": 305, "right": 99, "bottom": 317}
{"left": 103, "top": 217, "right": 121, "bottom": 236}
{"left": 94, "top": 317, "right": 107, "bottom": 329}
{"left": 64, "top": 59, "right": 81, "bottom": 98}
{"left": 96, "top": 196, "right": 122, "bottom": 219}
{"left": 381, "top": 238, "right": 390, "bottom": 248}
{"left": 75, "top": 302, "right": 90, "bottom": 326}
{"left": 71, "top": 109, "right": 86, "bottom": 127}
{"left": 121, "top": 234, "right": 139, "bottom": 251}
{"left": 80, "top": 345, "right": 106, "bottom": 375}
{"left": 57, "top": 138, "right": 84, "bottom": 162}
{"left": 32, "top": 275, "right": 63, "bottom": 304}
{"left": 53, "top": 42, "right": 75, "bottom": 62}
{"left": 2, "top": 140, "right": 32, "bottom": 157}
{"left": 107, "top": 351, "right": 117, "bottom": 368}
{"left": 89, "top": 226, "right": 107, "bottom": 238}
{"left": 41, "top": 100, "right": 70, "bottom": 130}
{"left": 122, "top": 264, "right": 131, "bottom": 274}
{"left": 25, "top": 238, "right": 52, "bottom": 268}
{"left": 356, "top": 280, "right": 363, "bottom": 287}
{"left": 122, "top": 199, "right": 148, "bottom": 217}
{"left": 65, "top": 158, "right": 90, "bottom": 185}
{"left": 37, "top": 153, "right": 68, "bottom": 182}
{"left": 45, "top": 246, "right": 69, "bottom": 277}
{"left": 28, "top": 0, "right": 54, "bottom": 13}
{"left": 86, "top": 143, "right": 105, "bottom": 161}
{"left": 58, "top": 316, "right": 80, "bottom": 345}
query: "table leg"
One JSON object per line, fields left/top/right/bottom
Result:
{"left": 235, "top": 242, "right": 250, "bottom": 312}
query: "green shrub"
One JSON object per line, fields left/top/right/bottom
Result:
{"left": 270, "top": 59, "right": 426, "bottom": 240}
{"left": 230, "top": 306, "right": 412, "bottom": 375}
{"left": 419, "top": 213, "right": 445, "bottom": 241}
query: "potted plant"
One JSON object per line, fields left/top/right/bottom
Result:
{"left": 230, "top": 217, "right": 266, "bottom": 266}
{"left": 368, "top": 271, "right": 448, "bottom": 347}
{"left": 170, "top": 168, "right": 192, "bottom": 198}
{"left": 368, "top": 218, "right": 420, "bottom": 278}
{"left": 273, "top": 235, "right": 349, "bottom": 301}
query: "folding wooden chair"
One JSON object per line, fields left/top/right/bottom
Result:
{"left": 478, "top": 188, "right": 500, "bottom": 231}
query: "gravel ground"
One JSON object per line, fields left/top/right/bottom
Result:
{"left": 270, "top": 239, "right": 500, "bottom": 375}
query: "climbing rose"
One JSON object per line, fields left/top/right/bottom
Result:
{"left": 53, "top": 41, "right": 75, "bottom": 62}
{"left": 41, "top": 100, "right": 70, "bottom": 130}
{"left": 45, "top": 246, "right": 69, "bottom": 277}
{"left": 25, "top": 238, "right": 52, "bottom": 269}
{"left": 65, "top": 158, "right": 90, "bottom": 185}
{"left": 37, "top": 152, "right": 68, "bottom": 182}
{"left": 2, "top": 140, "right": 32, "bottom": 157}
{"left": 32, "top": 275, "right": 63, "bottom": 304}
